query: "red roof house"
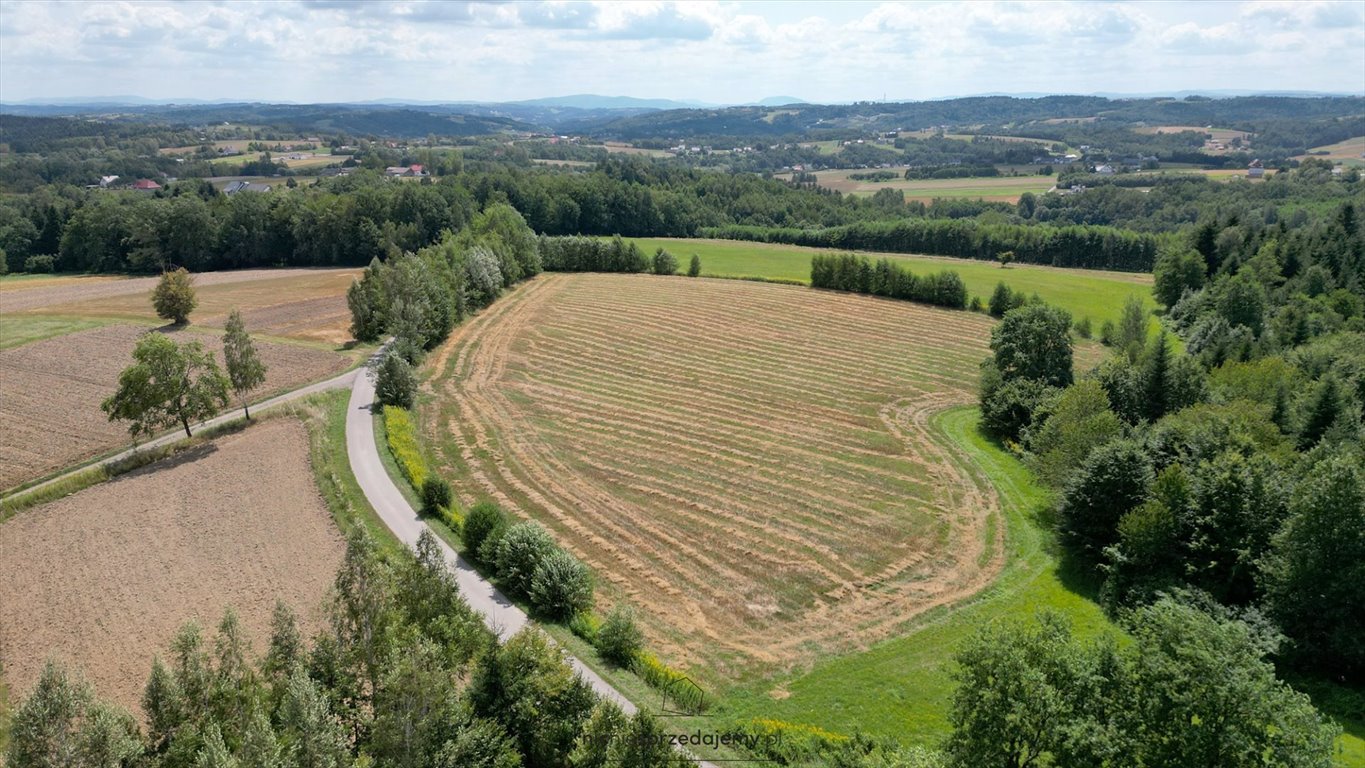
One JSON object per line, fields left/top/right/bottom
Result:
{"left": 131, "top": 179, "right": 162, "bottom": 190}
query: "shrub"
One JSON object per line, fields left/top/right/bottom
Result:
{"left": 651, "top": 248, "right": 678, "bottom": 276}
{"left": 969, "top": 295, "right": 984, "bottom": 313}
{"left": 152, "top": 267, "right": 197, "bottom": 324}
{"left": 569, "top": 611, "right": 602, "bottom": 643}
{"left": 374, "top": 352, "right": 417, "bottom": 409}
{"left": 594, "top": 606, "right": 643, "bottom": 667}
{"left": 1075, "top": 316, "right": 1093, "bottom": 339}
{"left": 632, "top": 652, "right": 707, "bottom": 713}
{"left": 462, "top": 500, "right": 507, "bottom": 563}
{"left": 494, "top": 521, "right": 557, "bottom": 595}
{"left": 421, "top": 476, "right": 452, "bottom": 516}
{"left": 23, "top": 253, "right": 55, "bottom": 273}
{"left": 529, "top": 549, "right": 594, "bottom": 620}
{"left": 382, "top": 405, "right": 426, "bottom": 489}
{"left": 687, "top": 254, "right": 701, "bottom": 277}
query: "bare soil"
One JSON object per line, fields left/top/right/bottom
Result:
{"left": 0, "top": 324, "right": 348, "bottom": 490}
{"left": 0, "top": 419, "right": 345, "bottom": 714}
{"left": 425, "top": 274, "right": 1004, "bottom": 683}
{"left": 0, "top": 268, "right": 345, "bottom": 314}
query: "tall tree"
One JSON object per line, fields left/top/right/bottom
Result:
{"left": 152, "top": 267, "right": 199, "bottom": 325}
{"left": 988, "top": 302, "right": 1074, "bottom": 387}
{"left": 222, "top": 310, "right": 267, "bottom": 420}
{"left": 102, "top": 333, "right": 230, "bottom": 439}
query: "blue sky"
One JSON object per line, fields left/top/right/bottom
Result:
{"left": 1, "top": 1, "right": 1362, "bottom": 104}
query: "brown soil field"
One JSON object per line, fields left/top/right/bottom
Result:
{"left": 0, "top": 418, "right": 345, "bottom": 713}
{"left": 424, "top": 274, "right": 1003, "bottom": 683}
{"left": 0, "top": 324, "right": 348, "bottom": 490}
{"left": 6, "top": 268, "right": 361, "bottom": 345}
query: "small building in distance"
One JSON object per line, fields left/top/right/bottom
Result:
{"left": 99, "top": 175, "right": 120, "bottom": 188}
{"left": 131, "top": 179, "right": 162, "bottom": 191}
{"left": 385, "top": 164, "right": 426, "bottom": 177}
{"left": 1247, "top": 159, "right": 1265, "bottom": 178}
{"left": 223, "top": 181, "right": 273, "bottom": 194}
{"left": 1094, "top": 164, "right": 1115, "bottom": 175}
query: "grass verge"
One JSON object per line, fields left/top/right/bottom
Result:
{"left": 304, "top": 390, "right": 402, "bottom": 555}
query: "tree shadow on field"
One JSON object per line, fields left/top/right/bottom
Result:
{"left": 107, "top": 441, "right": 222, "bottom": 484}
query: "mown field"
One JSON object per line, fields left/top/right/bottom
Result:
{"left": 623, "top": 237, "right": 1156, "bottom": 330}
{"left": 1297, "top": 135, "right": 1365, "bottom": 167}
{"left": 423, "top": 273, "right": 1004, "bottom": 687}
{"left": 0, "top": 417, "right": 345, "bottom": 713}
{"left": 781, "top": 169, "right": 1057, "bottom": 202}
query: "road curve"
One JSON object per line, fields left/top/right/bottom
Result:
{"left": 341, "top": 351, "right": 726, "bottom": 765}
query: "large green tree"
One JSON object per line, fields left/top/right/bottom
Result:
{"left": 102, "top": 333, "right": 230, "bottom": 439}
{"left": 989, "top": 303, "right": 1074, "bottom": 388}
{"left": 152, "top": 267, "right": 199, "bottom": 325}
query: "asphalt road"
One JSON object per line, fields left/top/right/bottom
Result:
{"left": 343, "top": 350, "right": 670, "bottom": 725}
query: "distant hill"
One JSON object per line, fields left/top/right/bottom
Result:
{"left": 511, "top": 95, "right": 715, "bottom": 110}
{"left": 752, "top": 96, "right": 808, "bottom": 106}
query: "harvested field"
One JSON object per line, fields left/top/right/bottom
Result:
{"left": 425, "top": 273, "right": 1003, "bottom": 683}
{"left": 780, "top": 169, "right": 1057, "bottom": 202}
{"left": 0, "top": 324, "right": 348, "bottom": 490}
{"left": 4, "top": 268, "right": 360, "bottom": 345}
{"left": 0, "top": 418, "right": 345, "bottom": 713}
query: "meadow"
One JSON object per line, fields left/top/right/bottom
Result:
{"left": 623, "top": 236, "right": 1156, "bottom": 330}
{"left": 1298, "top": 135, "right": 1365, "bottom": 167}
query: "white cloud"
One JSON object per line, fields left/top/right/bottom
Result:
{"left": 0, "top": 0, "right": 1360, "bottom": 104}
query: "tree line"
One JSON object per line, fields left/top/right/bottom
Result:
{"left": 809, "top": 253, "right": 968, "bottom": 309}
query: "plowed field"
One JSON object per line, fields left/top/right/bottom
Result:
{"left": 0, "top": 419, "right": 345, "bottom": 713}
{"left": 424, "top": 274, "right": 1004, "bottom": 681}
{"left": 0, "top": 324, "right": 348, "bottom": 490}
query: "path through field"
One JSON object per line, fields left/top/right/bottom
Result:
{"left": 425, "top": 274, "right": 1005, "bottom": 682}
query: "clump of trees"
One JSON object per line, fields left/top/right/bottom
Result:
{"left": 102, "top": 332, "right": 229, "bottom": 439}
{"left": 537, "top": 234, "right": 648, "bottom": 273}
{"left": 374, "top": 351, "right": 417, "bottom": 409}
{"left": 810, "top": 252, "right": 968, "bottom": 309}
{"left": 947, "top": 601, "right": 1340, "bottom": 767}
{"left": 151, "top": 267, "right": 197, "bottom": 325}
{"left": 5, "top": 529, "right": 687, "bottom": 768}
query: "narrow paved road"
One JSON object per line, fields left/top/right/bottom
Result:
{"left": 4, "top": 367, "right": 360, "bottom": 503}
{"left": 343, "top": 352, "right": 705, "bottom": 738}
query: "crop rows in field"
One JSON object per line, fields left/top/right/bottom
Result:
{"left": 425, "top": 273, "right": 1004, "bottom": 680}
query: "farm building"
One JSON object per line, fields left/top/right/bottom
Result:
{"left": 223, "top": 181, "right": 273, "bottom": 194}
{"left": 1094, "top": 164, "right": 1115, "bottom": 175}
{"left": 385, "top": 164, "right": 426, "bottom": 177}
{"left": 131, "top": 179, "right": 161, "bottom": 190}
{"left": 1248, "top": 159, "right": 1265, "bottom": 178}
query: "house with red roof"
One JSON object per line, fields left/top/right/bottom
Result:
{"left": 131, "top": 179, "right": 162, "bottom": 190}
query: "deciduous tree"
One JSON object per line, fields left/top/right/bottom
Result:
{"left": 153, "top": 267, "right": 198, "bottom": 325}
{"left": 102, "top": 333, "right": 230, "bottom": 439}
{"left": 222, "top": 309, "right": 267, "bottom": 419}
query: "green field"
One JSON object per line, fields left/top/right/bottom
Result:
{"left": 0, "top": 315, "right": 109, "bottom": 350}
{"left": 628, "top": 237, "right": 1156, "bottom": 330}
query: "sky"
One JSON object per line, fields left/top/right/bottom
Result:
{"left": 0, "top": 0, "right": 1362, "bottom": 104}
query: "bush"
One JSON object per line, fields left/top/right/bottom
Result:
{"left": 374, "top": 352, "right": 417, "bottom": 409}
{"left": 632, "top": 652, "right": 707, "bottom": 713}
{"left": 687, "top": 254, "right": 701, "bottom": 277}
{"left": 1075, "top": 317, "right": 1093, "bottom": 339}
{"left": 652, "top": 248, "right": 678, "bottom": 275}
{"left": 382, "top": 405, "right": 426, "bottom": 489}
{"left": 569, "top": 611, "right": 602, "bottom": 643}
{"left": 152, "top": 267, "right": 197, "bottom": 324}
{"left": 23, "top": 253, "right": 55, "bottom": 273}
{"left": 594, "top": 606, "right": 643, "bottom": 667}
{"left": 462, "top": 500, "right": 507, "bottom": 563}
{"left": 529, "top": 549, "right": 594, "bottom": 620}
{"left": 421, "top": 476, "right": 452, "bottom": 516}
{"left": 494, "top": 521, "right": 557, "bottom": 595}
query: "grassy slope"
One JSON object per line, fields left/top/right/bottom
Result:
{"left": 0, "top": 315, "right": 110, "bottom": 350}
{"left": 626, "top": 237, "right": 1156, "bottom": 330}
{"left": 718, "top": 406, "right": 1112, "bottom": 743}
